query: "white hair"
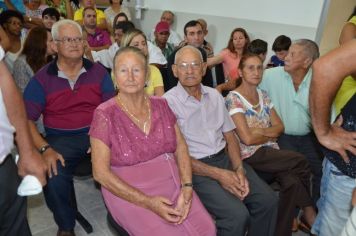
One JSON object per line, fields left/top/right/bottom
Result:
{"left": 174, "top": 45, "right": 203, "bottom": 64}
{"left": 51, "top": 19, "right": 82, "bottom": 40}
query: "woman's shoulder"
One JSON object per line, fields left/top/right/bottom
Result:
{"left": 96, "top": 97, "right": 117, "bottom": 112}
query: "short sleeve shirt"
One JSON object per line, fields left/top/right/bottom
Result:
{"left": 226, "top": 89, "right": 279, "bottom": 159}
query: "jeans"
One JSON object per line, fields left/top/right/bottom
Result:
{"left": 43, "top": 134, "right": 90, "bottom": 231}
{"left": 311, "top": 159, "right": 356, "bottom": 236}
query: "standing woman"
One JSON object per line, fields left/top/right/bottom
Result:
{"left": 208, "top": 27, "right": 250, "bottom": 93}
{"left": 121, "top": 29, "right": 164, "bottom": 96}
{"left": 105, "top": 0, "right": 131, "bottom": 32}
{"left": 13, "top": 26, "right": 55, "bottom": 93}
{"left": 89, "top": 46, "right": 215, "bottom": 236}
{"left": 225, "top": 53, "right": 316, "bottom": 236}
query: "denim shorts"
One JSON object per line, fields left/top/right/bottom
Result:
{"left": 311, "top": 159, "right": 356, "bottom": 236}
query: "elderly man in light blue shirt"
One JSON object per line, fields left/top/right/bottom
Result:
{"left": 259, "top": 39, "right": 323, "bottom": 206}
{"left": 164, "top": 45, "right": 278, "bottom": 236}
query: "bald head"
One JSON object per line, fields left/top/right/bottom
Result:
{"left": 174, "top": 45, "right": 203, "bottom": 64}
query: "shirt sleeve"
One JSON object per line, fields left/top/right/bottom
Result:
{"left": 102, "top": 31, "right": 112, "bottom": 46}
{"left": 96, "top": 9, "right": 106, "bottom": 20}
{"left": 23, "top": 78, "right": 46, "bottom": 121}
{"left": 89, "top": 108, "right": 111, "bottom": 148}
{"left": 260, "top": 89, "right": 274, "bottom": 109}
{"left": 74, "top": 8, "right": 82, "bottom": 21}
{"left": 218, "top": 93, "right": 235, "bottom": 133}
{"left": 100, "top": 72, "right": 116, "bottom": 102}
{"left": 13, "top": 58, "right": 33, "bottom": 93}
{"left": 150, "top": 65, "right": 164, "bottom": 88}
{"left": 161, "top": 98, "right": 177, "bottom": 126}
{"left": 225, "top": 92, "right": 244, "bottom": 116}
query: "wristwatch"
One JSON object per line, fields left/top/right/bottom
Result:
{"left": 39, "top": 144, "right": 51, "bottom": 154}
{"left": 0, "top": 46, "right": 4, "bottom": 61}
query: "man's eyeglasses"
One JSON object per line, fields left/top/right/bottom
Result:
{"left": 55, "top": 37, "right": 83, "bottom": 44}
{"left": 175, "top": 62, "right": 202, "bottom": 71}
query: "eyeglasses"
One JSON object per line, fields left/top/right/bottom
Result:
{"left": 175, "top": 62, "right": 202, "bottom": 71}
{"left": 55, "top": 37, "right": 83, "bottom": 44}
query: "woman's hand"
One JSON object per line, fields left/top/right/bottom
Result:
{"left": 148, "top": 196, "right": 182, "bottom": 223}
{"left": 175, "top": 187, "right": 193, "bottom": 224}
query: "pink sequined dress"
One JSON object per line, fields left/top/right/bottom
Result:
{"left": 89, "top": 96, "right": 216, "bottom": 236}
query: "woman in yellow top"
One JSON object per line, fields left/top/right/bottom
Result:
{"left": 121, "top": 29, "right": 165, "bottom": 96}
{"left": 334, "top": 6, "right": 356, "bottom": 114}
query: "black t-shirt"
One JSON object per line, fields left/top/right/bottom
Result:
{"left": 324, "top": 92, "right": 356, "bottom": 178}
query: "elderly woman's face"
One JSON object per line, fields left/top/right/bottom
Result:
{"left": 129, "top": 34, "right": 148, "bottom": 56}
{"left": 239, "top": 56, "right": 263, "bottom": 86}
{"left": 114, "top": 51, "right": 147, "bottom": 94}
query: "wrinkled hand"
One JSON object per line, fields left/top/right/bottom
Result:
{"left": 218, "top": 169, "right": 248, "bottom": 200}
{"left": 17, "top": 149, "right": 47, "bottom": 186}
{"left": 175, "top": 187, "right": 193, "bottom": 224}
{"left": 148, "top": 196, "right": 182, "bottom": 223}
{"left": 318, "top": 115, "right": 356, "bottom": 163}
{"left": 234, "top": 168, "right": 249, "bottom": 199}
{"left": 43, "top": 148, "right": 65, "bottom": 178}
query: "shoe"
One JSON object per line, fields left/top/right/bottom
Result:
{"left": 298, "top": 215, "right": 316, "bottom": 236}
{"left": 57, "top": 230, "right": 76, "bottom": 236}
{"left": 292, "top": 217, "right": 298, "bottom": 232}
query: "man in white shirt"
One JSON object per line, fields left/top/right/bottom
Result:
{"left": 0, "top": 42, "right": 46, "bottom": 235}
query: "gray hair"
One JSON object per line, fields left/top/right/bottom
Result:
{"left": 174, "top": 45, "right": 203, "bottom": 64}
{"left": 51, "top": 19, "right": 82, "bottom": 40}
{"left": 293, "top": 39, "right": 320, "bottom": 62}
{"left": 113, "top": 46, "right": 149, "bottom": 78}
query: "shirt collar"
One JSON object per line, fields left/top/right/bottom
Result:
{"left": 47, "top": 57, "right": 93, "bottom": 76}
{"left": 176, "top": 82, "right": 209, "bottom": 103}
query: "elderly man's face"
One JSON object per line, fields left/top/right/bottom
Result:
{"left": 184, "top": 24, "right": 204, "bottom": 48}
{"left": 284, "top": 44, "right": 310, "bottom": 73}
{"left": 83, "top": 9, "right": 97, "bottom": 28}
{"left": 161, "top": 12, "right": 173, "bottom": 25}
{"left": 172, "top": 47, "right": 207, "bottom": 88}
{"left": 54, "top": 24, "right": 84, "bottom": 60}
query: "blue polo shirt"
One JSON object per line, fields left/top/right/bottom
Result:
{"left": 259, "top": 66, "right": 313, "bottom": 136}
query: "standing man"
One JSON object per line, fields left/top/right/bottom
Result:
{"left": 23, "top": 20, "right": 115, "bottom": 236}
{"left": 164, "top": 46, "right": 278, "bottom": 236}
{"left": 0, "top": 29, "right": 47, "bottom": 235}
{"left": 260, "top": 39, "right": 323, "bottom": 205}
{"left": 82, "top": 6, "right": 111, "bottom": 51}
{"left": 310, "top": 40, "right": 356, "bottom": 236}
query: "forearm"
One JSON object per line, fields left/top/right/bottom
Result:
{"left": 191, "top": 158, "right": 223, "bottom": 180}
{"left": 216, "top": 79, "right": 236, "bottom": 93}
{"left": 175, "top": 146, "right": 192, "bottom": 186}
{"left": 28, "top": 121, "right": 48, "bottom": 149}
{"left": 258, "top": 124, "right": 284, "bottom": 138}
{"left": 226, "top": 135, "right": 243, "bottom": 170}
{"left": 0, "top": 62, "right": 37, "bottom": 155}
{"left": 65, "top": 0, "right": 74, "bottom": 19}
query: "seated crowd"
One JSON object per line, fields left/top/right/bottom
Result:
{"left": 0, "top": 2, "right": 355, "bottom": 236}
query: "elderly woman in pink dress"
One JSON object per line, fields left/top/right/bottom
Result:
{"left": 89, "top": 46, "right": 215, "bottom": 236}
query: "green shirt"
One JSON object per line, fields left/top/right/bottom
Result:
{"left": 259, "top": 67, "right": 312, "bottom": 135}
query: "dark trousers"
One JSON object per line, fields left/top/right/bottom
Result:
{"left": 278, "top": 133, "right": 323, "bottom": 205}
{"left": 0, "top": 155, "right": 31, "bottom": 236}
{"left": 192, "top": 152, "right": 278, "bottom": 236}
{"left": 245, "top": 147, "right": 313, "bottom": 236}
{"left": 43, "top": 134, "right": 90, "bottom": 231}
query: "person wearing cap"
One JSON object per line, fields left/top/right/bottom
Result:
{"left": 152, "top": 21, "right": 174, "bottom": 60}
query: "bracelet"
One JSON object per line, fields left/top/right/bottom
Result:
{"left": 39, "top": 144, "right": 51, "bottom": 154}
{"left": 181, "top": 183, "right": 193, "bottom": 188}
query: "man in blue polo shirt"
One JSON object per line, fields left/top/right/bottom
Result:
{"left": 259, "top": 39, "right": 323, "bottom": 207}
{"left": 24, "top": 19, "right": 115, "bottom": 236}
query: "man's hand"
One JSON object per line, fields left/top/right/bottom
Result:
{"left": 318, "top": 115, "right": 356, "bottom": 163}
{"left": 43, "top": 148, "right": 65, "bottom": 178}
{"left": 234, "top": 167, "right": 249, "bottom": 199}
{"left": 175, "top": 187, "right": 193, "bottom": 224}
{"left": 148, "top": 196, "right": 182, "bottom": 223}
{"left": 17, "top": 149, "right": 47, "bottom": 186}
{"left": 218, "top": 169, "right": 249, "bottom": 200}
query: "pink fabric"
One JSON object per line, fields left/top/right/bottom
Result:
{"left": 219, "top": 48, "right": 241, "bottom": 80}
{"left": 89, "top": 97, "right": 177, "bottom": 166}
{"left": 89, "top": 96, "right": 216, "bottom": 235}
{"left": 102, "top": 154, "right": 216, "bottom": 236}
{"left": 87, "top": 28, "right": 112, "bottom": 48}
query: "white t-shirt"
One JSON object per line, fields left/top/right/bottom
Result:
{"left": 149, "top": 28, "right": 182, "bottom": 47}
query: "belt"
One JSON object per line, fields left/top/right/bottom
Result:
{"left": 201, "top": 148, "right": 225, "bottom": 160}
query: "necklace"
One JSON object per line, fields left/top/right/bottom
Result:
{"left": 117, "top": 95, "right": 151, "bottom": 134}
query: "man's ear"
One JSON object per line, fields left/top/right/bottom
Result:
{"left": 303, "top": 57, "right": 313, "bottom": 69}
{"left": 172, "top": 64, "right": 178, "bottom": 78}
{"left": 51, "top": 41, "right": 59, "bottom": 54}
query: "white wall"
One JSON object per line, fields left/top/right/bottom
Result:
{"left": 125, "top": 0, "right": 326, "bottom": 61}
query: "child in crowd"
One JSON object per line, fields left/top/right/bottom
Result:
{"left": 268, "top": 35, "right": 291, "bottom": 67}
